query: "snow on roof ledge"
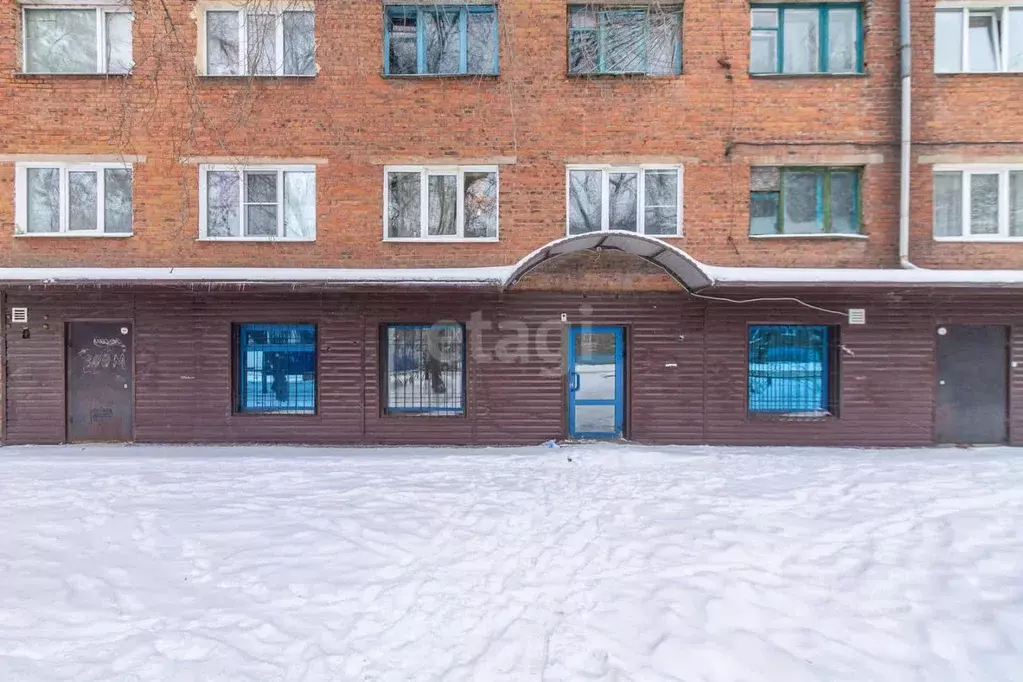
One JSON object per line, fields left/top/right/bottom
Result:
{"left": 0, "top": 267, "right": 514, "bottom": 287}
{"left": 703, "top": 265, "right": 1023, "bottom": 287}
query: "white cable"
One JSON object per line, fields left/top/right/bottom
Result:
{"left": 688, "top": 291, "right": 847, "bottom": 318}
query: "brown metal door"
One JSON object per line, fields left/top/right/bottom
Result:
{"left": 67, "top": 322, "right": 133, "bottom": 442}
{"left": 935, "top": 325, "right": 1008, "bottom": 444}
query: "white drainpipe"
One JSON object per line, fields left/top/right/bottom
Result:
{"left": 899, "top": 0, "right": 918, "bottom": 268}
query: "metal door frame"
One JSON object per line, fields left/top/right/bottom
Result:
{"left": 567, "top": 325, "right": 625, "bottom": 439}
{"left": 933, "top": 323, "right": 1010, "bottom": 445}
{"left": 65, "top": 319, "right": 136, "bottom": 443}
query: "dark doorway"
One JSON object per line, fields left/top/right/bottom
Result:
{"left": 67, "top": 322, "right": 134, "bottom": 442}
{"left": 935, "top": 325, "right": 1008, "bottom": 444}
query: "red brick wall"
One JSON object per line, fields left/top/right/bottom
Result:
{"left": 0, "top": 1, "right": 1014, "bottom": 280}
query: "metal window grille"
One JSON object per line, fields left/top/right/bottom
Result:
{"left": 384, "top": 324, "right": 465, "bottom": 416}
{"left": 237, "top": 324, "right": 316, "bottom": 414}
{"left": 748, "top": 325, "right": 831, "bottom": 414}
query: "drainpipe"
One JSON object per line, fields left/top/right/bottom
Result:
{"left": 899, "top": 0, "right": 918, "bottom": 269}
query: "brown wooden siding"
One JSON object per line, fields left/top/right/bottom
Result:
{"left": 3, "top": 286, "right": 1022, "bottom": 447}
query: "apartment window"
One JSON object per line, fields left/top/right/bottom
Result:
{"left": 15, "top": 163, "right": 132, "bottom": 235}
{"left": 935, "top": 6, "right": 1023, "bottom": 73}
{"left": 750, "top": 4, "right": 863, "bottom": 74}
{"left": 22, "top": 6, "right": 132, "bottom": 74}
{"left": 933, "top": 167, "right": 1023, "bottom": 239}
{"left": 385, "top": 167, "right": 498, "bottom": 240}
{"left": 748, "top": 325, "right": 837, "bottom": 416}
{"left": 236, "top": 324, "right": 316, "bottom": 414}
{"left": 204, "top": 5, "right": 315, "bottom": 76}
{"left": 385, "top": 5, "right": 498, "bottom": 75}
{"left": 750, "top": 167, "right": 860, "bottom": 235}
{"left": 200, "top": 166, "right": 316, "bottom": 240}
{"left": 568, "top": 5, "right": 682, "bottom": 75}
{"left": 567, "top": 167, "right": 682, "bottom": 236}
{"left": 383, "top": 324, "right": 466, "bottom": 416}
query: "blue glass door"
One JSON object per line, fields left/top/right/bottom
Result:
{"left": 568, "top": 326, "right": 625, "bottom": 439}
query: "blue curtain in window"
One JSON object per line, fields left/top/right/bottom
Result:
{"left": 238, "top": 324, "right": 317, "bottom": 414}
{"left": 748, "top": 325, "right": 829, "bottom": 413}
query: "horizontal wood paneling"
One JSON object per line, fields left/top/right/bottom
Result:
{"left": 5, "top": 286, "right": 1023, "bottom": 447}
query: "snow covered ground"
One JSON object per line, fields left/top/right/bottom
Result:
{"left": 1, "top": 444, "right": 1022, "bottom": 681}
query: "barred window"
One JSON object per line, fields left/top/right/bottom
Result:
{"left": 237, "top": 324, "right": 317, "bottom": 414}
{"left": 748, "top": 325, "right": 837, "bottom": 415}
{"left": 384, "top": 324, "right": 466, "bottom": 416}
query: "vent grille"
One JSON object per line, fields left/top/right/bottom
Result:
{"left": 10, "top": 307, "right": 28, "bottom": 324}
{"left": 847, "top": 309, "right": 866, "bottom": 325}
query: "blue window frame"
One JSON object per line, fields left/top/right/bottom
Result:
{"left": 385, "top": 5, "right": 498, "bottom": 75}
{"left": 383, "top": 324, "right": 466, "bottom": 416}
{"left": 568, "top": 5, "right": 682, "bottom": 75}
{"left": 750, "top": 167, "right": 861, "bottom": 235}
{"left": 748, "top": 325, "right": 836, "bottom": 415}
{"left": 750, "top": 4, "right": 863, "bottom": 74}
{"left": 236, "top": 324, "right": 317, "bottom": 414}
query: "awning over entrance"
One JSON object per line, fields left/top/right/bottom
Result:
{"left": 505, "top": 231, "right": 715, "bottom": 291}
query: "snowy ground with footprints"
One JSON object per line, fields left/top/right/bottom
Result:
{"left": 0, "top": 443, "right": 1021, "bottom": 681}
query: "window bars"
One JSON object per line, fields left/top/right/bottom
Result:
{"left": 237, "top": 324, "right": 317, "bottom": 414}
{"left": 384, "top": 324, "right": 466, "bottom": 416}
{"left": 748, "top": 325, "right": 832, "bottom": 415}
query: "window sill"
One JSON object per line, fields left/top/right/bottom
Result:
{"left": 196, "top": 74, "right": 317, "bottom": 81}
{"left": 197, "top": 237, "right": 316, "bottom": 243}
{"left": 566, "top": 232, "right": 684, "bottom": 238}
{"left": 383, "top": 237, "right": 500, "bottom": 243}
{"left": 382, "top": 73, "right": 499, "bottom": 80}
{"left": 749, "top": 233, "right": 867, "bottom": 240}
{"left": 748, "top": 71, "right": 869, "bottom": 79}
{"left": 933, "top": 236, "right": 1023, "bottom": 243}
{"left": 12, "top": 71, "right": 131, "bottom": 79}
{"left": 15, "top": 232, "right": 133, "bottom": 238}
{"left": 566, "top": 72, "right": 681, "bottom": 79}
{"left": 748, "top": 412, "right": 836, "bottom": 422}
{"left": 234, "top": 412, "right": 318, "bottom": 418}
{"left": 935, "top": 71, "right": 1023, "bottom": 77}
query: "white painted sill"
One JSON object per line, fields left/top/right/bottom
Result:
{"left": 749, "top": 233, "right": 868, "bottom": 240}
{"left": 13, "top": 71, "right": 130, "bottom": 78}
{"left": 197, "top": 237, "right": 316, "bottom": 243}
{"left": 15, "top": 232, "right": 133, "bottom": 238}
{"left": 197, "top": 74, "right": 316, "bottom": 79}
{"left": 384, "top": 238, "right": 501, "bottom": 244}
{"left": 563, "top": 232, "right": 684, "bottom": 238}
{"left": 933, "top": 236, "right": 1023, "bottom": 243}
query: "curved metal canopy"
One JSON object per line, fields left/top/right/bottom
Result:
{"left": 504, "top": 231, "right": 715, "bottom": 291}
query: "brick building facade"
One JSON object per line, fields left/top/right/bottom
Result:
{"left": 1, "top": 1, "right": 1021, "bottom": 445}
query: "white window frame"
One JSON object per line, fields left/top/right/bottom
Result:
{"left": 21, "top": 3, "right": 134, "bottom": 75}
{"left": 935, "top": 4, "right": 1023, "bottom": 73}
{"left": 564, "top": 164, "right": 684, "bottom": 236}
{"left": 198, "top": 164, "right": 317, "bottom": 241}
{"left": 383, "top": 165, "right": 501, "bottom": 242}
{"left": 14, "top": 161, "right": 133, "bottom": 237}
{"left": 933, "top": 164, "right": 1023, "bottom": 241}
{"left": 201, "top": 2, "right": 316, "bottom": 77}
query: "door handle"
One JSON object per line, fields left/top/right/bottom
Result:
{"left": 570, "top": 373, "right": 581, "bottom": 392}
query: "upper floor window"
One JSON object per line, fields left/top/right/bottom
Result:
{"left": 568, "top": 5, "right": 682, "bottom": 75}
{"left": 199, "top": 166, "right": 316, "bottom": 241}
{"left": 22, "top": 6, "right": 132, "bottom": 74}
{"left": 384, "top": 167, "right": 499, "bottom": 240}
{"left": 750, "top": 4, "right": 862, "bottom": 75}
{"left": 567, "top": 166, "right": 682, "bottom": 236}
{"left": 204, "top": 4, "right": 315, "bottom": 76}
{"left": 933, "top": 167, "right": 1023, "bottom": 240}
{"left": 935, "top": 6, "right": 1023, "bottom": 73}
{"left": 15, "top": 162, "right": 133, "bottom": 236}
{"left": 750, "top": 167, "right": 861, "bottom": 235}
{"left": 385, "top": 5, "right": 498, "bottom": 75}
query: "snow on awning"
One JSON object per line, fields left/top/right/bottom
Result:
{"left": 505, "top": 231, "right": 715, "bottom": 290}
{"left": 703, "top": 266, "right": 1023, "bottom": 288}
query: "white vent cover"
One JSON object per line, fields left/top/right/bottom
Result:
{"left": 847, "top": 308, "right": 866, "bottom": 325}
{"left": 10, "top": 307, "right": 28, "bottom": 324}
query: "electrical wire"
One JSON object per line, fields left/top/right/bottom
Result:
{"left": 688, "top": 290, "right": 848, "bottom": 317}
